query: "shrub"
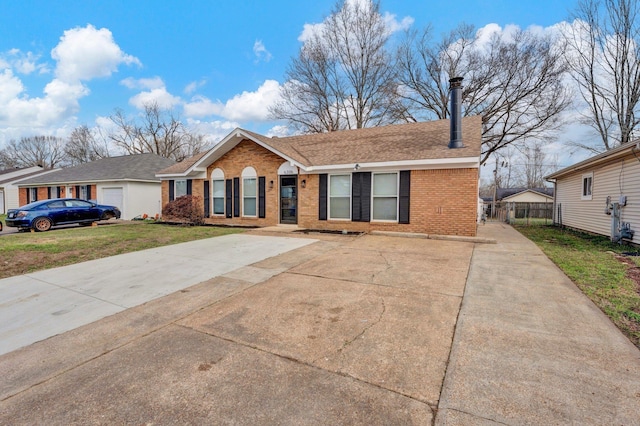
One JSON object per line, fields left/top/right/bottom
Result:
{"left": 162, "top": 195, "right": 204, "bottom": 225}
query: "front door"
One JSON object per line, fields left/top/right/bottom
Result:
{"left": 280, "top": 176, "right": 297, "bottom": 224}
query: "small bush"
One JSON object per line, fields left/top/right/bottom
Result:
{"left": 162, "top": 195, "right": 204, "bottom": 225}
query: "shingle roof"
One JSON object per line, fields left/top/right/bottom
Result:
{"left": 159, "top": 116, "right": 482, "bottom": 175}
{"left": 156, "top": 151, "right": 207, "bottom": 175}
{"left": 0, "top": 169, "right": 52, "bottom": 185}
{"left": 17, "top": 154, "right": 176, "bottom": 185}
{"left": 496, "top": 187, "right": 554, "bottom": 200}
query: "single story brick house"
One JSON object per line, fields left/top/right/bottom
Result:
{"left": 158, "top": 92, "right": 482, "bottom": 236}
{"left": 16, "top": 154, "right": 175, "bottom": 220}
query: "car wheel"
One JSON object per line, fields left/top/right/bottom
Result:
{"left": 100, "top": 212, "right": 115, "bottom": 220}
{"left": 33, "top": 217, "right": 52, "bottom": 232}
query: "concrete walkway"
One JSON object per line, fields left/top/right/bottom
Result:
{"left": 436, "top": 223, "right": 640, "bottom": 425}
{"left": 1, "top": 224, "right": 639, "bottom": 424}
{"left": 0, "top": 233, "right": 315, "bottom": 355}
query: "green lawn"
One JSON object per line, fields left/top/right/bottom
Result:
{"left": 0, "top": 222, "right": 245, "bottom": 279}
{"left": 516, "top": 225, "right": 640, "bottom": 348}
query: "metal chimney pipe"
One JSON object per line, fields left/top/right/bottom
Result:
{"left": 448, "top": 76, "right": 464, "bottom": 149}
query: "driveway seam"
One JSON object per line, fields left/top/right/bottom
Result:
{"left": 174, "top": 321, "right": 437, "bottom": 416}
{"left": 21, "top": 275, "right": 129, "bottom": 309}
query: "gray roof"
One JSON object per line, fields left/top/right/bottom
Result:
{"left": 17, "top": 154, "right": 176, "bottom": 186}
{"left": 495, "top": 187, "right": 554, "bottom": 200}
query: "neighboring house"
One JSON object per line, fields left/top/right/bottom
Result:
{"left": 546, "top": 140, "right": 640, "bottom": 243}
{"left": 157, "top": 83, "right": 482, "bottom": 236}
{"left": 0, "top": 166, "right": 56, "bottom": 214}
{"left": 16, "top": 154, "right": 176, "bottom": 220}
{"left": 499, "top": 187, "right": 554, "bottom": 221}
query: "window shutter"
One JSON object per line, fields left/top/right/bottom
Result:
{"left": 86, "top": 185, "right": 92, "bottom": 200}
{"left": 319, "top": 174, "right": 328, "bottom": 220}
{"left": 233, "top": 177, "right": 240, "bottom": 217}
{"left": 57, "top": 186, "right": 62, "bottom": 198}
{"left": 26, "top": 188, "right": 30, "bottom": 204}
{"left": 225, "top": 179, "right": 232, "bottom": 218}
{"left": 75, "top": 185, "right": 80, "bottom": 199}
{"left": 186, "top": 179, "right": 192, "bottom": 195}
{"left": 203, "top": 180, "right": 210, "bottom": 217}
{"left": 352, "top": 172, "right": 371, "bottom": 222}
{"left": 399, "top": 171, "right": 411, "bottom": 224}
{"left": 258, "top": 176, "right": 266, "bottom": 218}
{"left": 47, "top": 187, "right": 52, "bottom": 199}
{"left": 169, "top": 180, "right": 175, "bottom": 201}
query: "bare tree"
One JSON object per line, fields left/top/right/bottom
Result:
{"left": 65, "top": 125, "right": 111, "bottom": 166}
{"left": 396, "top": 24, "right": 571, "bottom": 164}
{"left": 513, "top": 141, "right": 559, "bottom": 188}
{"left": 564, "top": 0, "right": 640, "bottom": 152}
{"left": 108, "top": 103, "right": 207, "bottom": 161}
{"left": 270, "top": 0, "right": 400, "bottom": 132}
{"left": 0, "top": 136, "right": 65, "bottom": 169}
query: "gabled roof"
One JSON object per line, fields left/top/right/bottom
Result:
{"left": 546, "top": 139, "right": 638, "bottom": 180}
{"left": 496, "top": 187, "right": 554, "bottom": 200}
{"left": 158, "top": 116, "right": 482, "bottom": 177}
{"left": 17, "top": 154, "right": 176, "bottom": 186}
{"left": 0, "top": 166, "right": 53, "bottom": 186}
{"left": 500, "top": 188, "right": 554, "bottom": 202}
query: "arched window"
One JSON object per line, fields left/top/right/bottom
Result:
{"left": 212, "top": 168, "right": 225, "bottom": 215}
{"left": 242, "top": 167, "right": 257, "bottom": 217}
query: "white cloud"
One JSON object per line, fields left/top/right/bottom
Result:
{"left": 0, "top": 49, "right": 49, "bottom": 75}
{"left": 266, "top": 125, "right": 293, "bottom": 138}
{"left": 120, "top": 76, "right": 165, "bottom": 90}
{"left": 129, "top": 87, "right": 182, "bottom": 109}
{"left": 298, "top": 23, "right": 324, "bottom": 43}
{"left": 183, "top": 80, "right": 281, "bottom": 122}
{"left": 184, "top": 79, "right": 206, "bottom": 95}
{"left": 253, "top": 40, "right": 272, "bottom": 63}
{"left": 51, "top": 24, "right": 140, "bottom": 82}
{"left": 185, "top": 118, "right": 240, "bottom": 144}
{"left": 383, "top": 12, "right": 414, "bottom": 34}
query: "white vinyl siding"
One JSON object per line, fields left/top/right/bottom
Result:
{"left": 554, "top": 154, "right": 640, "bottom": 243}
{"left": 329, "top": 174, "right": 351, "bottom": 219}
{"left": 372, "top": 172, "right": 398, "bottom": 221}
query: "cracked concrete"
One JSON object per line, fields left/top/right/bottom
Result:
{"left": 0, "top": 232, "right": 470, "bottom": 424}
{"left": 3, "top": 224, "right": 637, "bottom": 424}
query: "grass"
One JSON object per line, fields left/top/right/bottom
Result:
{"left": 0, "top": 221, "right": 245, "bottom": 279}
{"left": 516, "top": 225, "right": 640, "bottom": 348}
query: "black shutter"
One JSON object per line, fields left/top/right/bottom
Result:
{"left": 233, "top": 177, "right": 240, "bottom": 217}
{"left": 225, "top": 179, "right": 232, "bottom": 218}
{"left": 86, "top": 185, "right": 92, "bottom": 200}
{"left": 258, "top": 176, "right": 266, "bottom": 218}
{"left": 203, "top": 180, "right": 210, "bottom": 217}
{"left": 26, "top": 188, "right": 30, "bottom": 204}
{"left": 399, "top": 171, "right": 411, "bottom": 224}
{"left": 186, "top": 179, "right": 192, "bottom": 195}
{"left": 47, "top": 187, "right": 52, "bottom": 199}
{"left": 75, "top": 185, "right": 80, "bottom": 199}
{"left": 169, "top": 180, "right": 175, "bottom": 201}
{"left": 319, "top": 174, "right": 328, "bottom": 220}
{"left": 57, "top": 186, "right": 62, "bottom": 198}
{"left": 352, "top": 172, "right": 371, "bottom": 222}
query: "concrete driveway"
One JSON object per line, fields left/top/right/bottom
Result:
{"left": 0, "top": 233, "right": 315, "bottom": 356}
{"left": 1, "top": 224, "right": 639, "bottom": 425}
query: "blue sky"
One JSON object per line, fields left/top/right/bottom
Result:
{"left": 0, "top": 0, "right": 578, "bottom": 151}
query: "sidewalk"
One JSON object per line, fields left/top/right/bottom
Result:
{"left": 436, "top": 223, "right": 640, "bottom": 425}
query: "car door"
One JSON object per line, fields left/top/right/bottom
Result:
{"left": 45, "top": 200, "right": 69, "bottom": 224}
{"left": 71, "top": 200, "right": 100, "bottom": 222}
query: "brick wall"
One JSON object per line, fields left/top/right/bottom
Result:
{"left": 161, "top": 138, "right": 479, "bottom": 236}
{"left": 298, "top": 169, "right": 479, "bottom": 237}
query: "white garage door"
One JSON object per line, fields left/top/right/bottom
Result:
{"left": 103, "top": 187, "right": 123, "bottom": 212}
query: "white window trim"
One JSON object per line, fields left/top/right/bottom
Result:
{"left": 581, "top": 172, "right": 593, "bottom": 200}
{"left": 212, "top": 179, "right": 225, "bottom": 216}
{"left": 174, "top": 179, "right": 187, "bottom": 198}
{"left": 328, "top": 174, "right": 352, "bottom": 221}
{"left": 241, "top": 167, "right": 257, "bottom": 218}
{"left": 211, "top": 168, "right": 225, "bottom": 216}
{"left": 371, "top": 172, "right": 399, "bottom": 222}
{"left": 29, "top": 187, "right": 37, "bottom": 202}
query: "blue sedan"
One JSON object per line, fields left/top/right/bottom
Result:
{"left": 5, "top": 198, "right": 121, "bottom": 232}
